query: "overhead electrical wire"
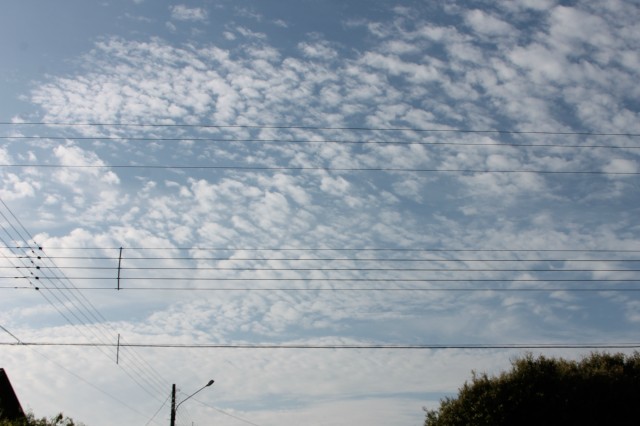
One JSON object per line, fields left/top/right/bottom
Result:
{"left": 0, "top": 325, "right": 163, "bottom": 426}
{"left": 2, "top": 135, "right": 639, "bottom": 150}
{"left": 0, "top": 200, "right": 173, "bottom": 404}
{"left": 1, "top": 163, "right": 638, "bottom": 174}
{"left": 3, "top": 120, "right": 638, "bottom": 422}
{"left": 3, "top": 275, "right": 639, "bottom": 281}
{"left": 2, "top": 121, "right": 639, "bottom": 136}
{"left": 9, "top": 254, "right": 640, "bottom": 261}
{"left": 4, "top": 266, "right": 639, "bottom": 272}
{"left": 0, "top": 255, "right": 169, "bottom": 403}
{"left": 2, "top": 286, "right": 639, "bottom": 292}
{"left": 144, "top": 393, "right": 172, "bottom": 426}
{"left": 7, "top": 258, "right": 640, "bottom": 266}
{"left": 3, "top": 244, "right": 636, "bottom": 293}
{"left": 0, "top": 223, "right": 116, "bottom": 355}
{"left": 191, "top": 395, "right": 265, "bottom": 426}
{"left": 5, "top": 264, "right": 639, "bottom": 274}
{"left": 175, "top": 399, "right": 195, "bottom": 426}
{"left": 0, "top": 208, "right": 171, "bottom": 400}
{"left": 1, "top": 267, "right": 636, "bottom": 275}
{"left": 3, "top": 123, "right": 638, "bottom": 178}
{"left": 5, "top": 247, "right": 639, "bottom": 252}
{"left": 5, "top": 317, "right": 249, "bottom": 426}
{"left": 2, "top": 341, "right": 639, "bottom": 350}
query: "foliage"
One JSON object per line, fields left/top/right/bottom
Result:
{"left": 424, "top": 352, "right": 640, "bottom": 426}
{"left": 0, "top": 412, "right": 84, "bottom": 426}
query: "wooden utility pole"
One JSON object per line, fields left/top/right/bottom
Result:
{"left": 170, "top": 384, "right": 176, "bottom": 426}
{"left": 170, "top": 379, "right": 213, "bottom": 425}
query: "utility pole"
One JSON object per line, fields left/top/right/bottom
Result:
{"left": 170, "top": 380, "right": 213, "bottom": 426}
{"left": 170, "top": 384, "right": 177, "bottom": 426}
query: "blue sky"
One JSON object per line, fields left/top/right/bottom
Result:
{"left": 1, "top": 1, "right": 639, "bottom": 425}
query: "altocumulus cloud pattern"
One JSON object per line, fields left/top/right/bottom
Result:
{"left": 0, "top": 1, "right": 639, "bottom": 425}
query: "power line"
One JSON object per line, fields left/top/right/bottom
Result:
{"left": 0, "top": 246, "right": 171, "bottom": 399}
{"left": 2, "top": 341, "right": 639, "bottom": 349}
{"left": 0, "top": 277, "right": 639, "bottom": 284}
{"left": 32, "top": 347, "right": 164, "bottom": 426}
{"left": 0, "top": 222, "right": 117, "bottom": 358}
{"left": 0, "top": 200, "right": 173, "bottom": 402}
{"left": 175, "top": 392, "right": 196, "bottom": 426}
{"left": 1, "top": 163, "right": 638, "bottom": 174}
{"left": 5, "top": 269, "right": 640, "bottom": 275}
{"left": 8, "top": 259, "right": 640, "bottom": 269}
{"left": 191, "top": 396, "right": 263, "bottom": 426}
{"left": 5, "top": 242, "right": 637, "bottom": 290}
{"left": 2, "top": 286, "right": 639, "bottom": 292}
{"left": 6, "top": 247, "right": 639, "bottom": 252}
{"left": 6, "top": 266, "right": 640, "bottom": 272}
{"left": 4, "top": 273, "right": 639, "bottom": 281}
{"left": 2, "top": 121, "right": 639, "bottom": 136}
{"left": 0, "top": 325, "right": 21, "bottom": 342}
{"left": 3, "top": 135, "right": 639, "bottom": 149}
{"left": 10, "top": 254, "right": 640, "bottom": 261}
{"left": 0, "top": 324, "right": 163, "bottom": 425}
{"left": 145, "top": 393, "right": 172, "bottom": 426}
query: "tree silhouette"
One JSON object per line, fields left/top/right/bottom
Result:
{"left": 0, "top": 412, "right": 84, "bottom": 426}
{"left": 425, "top": 352, "right": 640, "bottom": 426}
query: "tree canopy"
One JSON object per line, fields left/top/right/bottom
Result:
{"left": 0, "top": 413, "right": 83, "bottom": 426}
{"left": 424, "top": 352, "right": 640, "bottom": 426}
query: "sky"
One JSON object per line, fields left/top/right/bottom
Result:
{"left": 0, "top": 0, "right": 639, "bottom": 425}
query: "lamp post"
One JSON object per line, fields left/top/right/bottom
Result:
{"left": 170, "top": 379, "right": 214, "bottom": 426}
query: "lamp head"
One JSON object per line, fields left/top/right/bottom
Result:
{"left": 206, "top": 379, "right": 215, "bottom": 387}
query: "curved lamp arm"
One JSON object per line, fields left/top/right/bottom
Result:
{"left": 176, "top": 379, "right": 215, "bottom": 412}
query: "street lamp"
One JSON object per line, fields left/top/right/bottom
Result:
{"left": 170, "top": 380, "right": 214, "bottom": 426}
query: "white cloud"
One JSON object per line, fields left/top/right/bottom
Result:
{"left": 498, "top": 0, "right": 556, "bottom": 12}
{"left": 298, "top": 41, "right": 338, "bottom": 60}
{"left": 603, "top": 158, "right": 638, "bottom": 175}
{"left": 235, "top": 26, "right": 266, "bottom": 39}
{"left": 360, "top": 52, "right": 440, "bottom": 83}
{"left": 273, "top": 19, "right": 288, "bottom": 28}
{"left": 52, "top": 144, "right": 120, "bottom": 185}
{"left": 0, "top": 173, "right": 38, "bottom": 200}
{"left": 170, "top": 5, "right": 208, "bottom": 22}
{"left": 4, "top": 2, "right": 640, "bottom": 425}
{"left": 465, "top": 9, "right": 515, "bottom": 36}
{"left": 320, "top": 175, "right": 350, "bottom": 196}
{"left": 548, "top": 6, "right": 610, "bottom": 56}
